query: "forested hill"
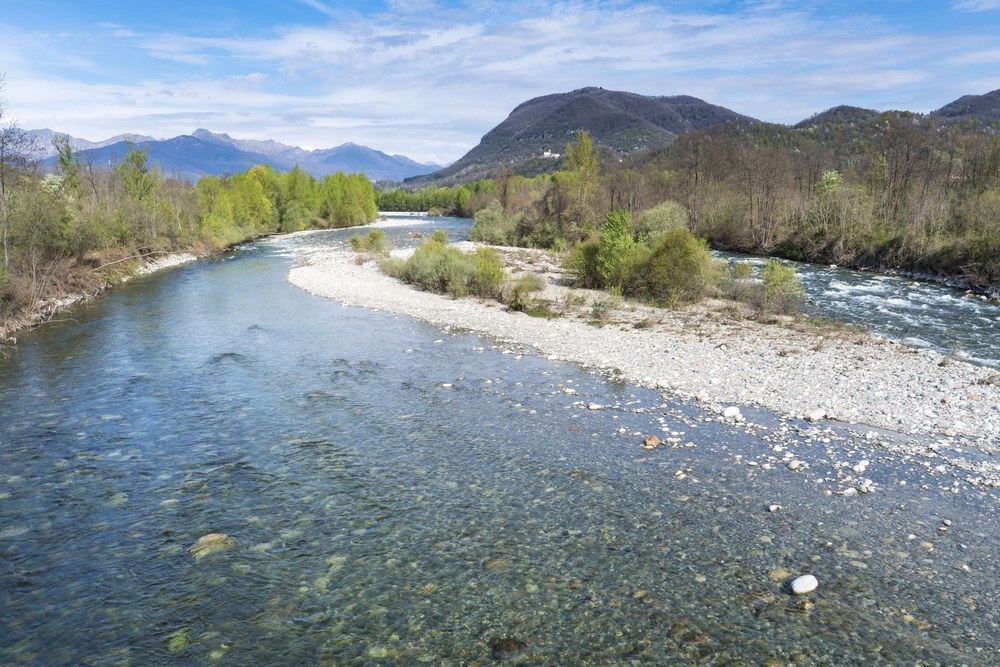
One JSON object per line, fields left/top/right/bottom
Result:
{"left": 410, "top": 86, "right": 1000, "bottom": 188}
{"left": 408, "top": 87, "right": 752, "bottom": 186}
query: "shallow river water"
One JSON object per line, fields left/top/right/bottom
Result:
{"left": 1, "top": 218, "right": 997, "bottom": 665}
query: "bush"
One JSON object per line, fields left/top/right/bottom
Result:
{"left": 349, "top": 228, "right": 386, "bottom": 254}
{"left": 501, "top": 273, "right": 545, "bottom": 311}
{"left": 562, "top": 235, "right": 602, "bottom": 288}
{"left": 635, "top": 200, "right": 689, "bottom": 243}
{"left": 643, "top": 228, "right": 721, "bottom": 306}
{"left": 378, "top": 237, "right": 509, "bottom": 300}
{"left": 472, "top": 247, "right": 505, "bottom": 299}
{"left": 761, "top": 259, "right": 805, "bottom": 314}
{"left": 430, "top": 229, "right": 449, "bottom": 244}
{"left": 469, "top": 200, "right": 519, "bottom": 245}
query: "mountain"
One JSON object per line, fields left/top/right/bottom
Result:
{"left": 409, "top": 87, "right": 753, "bottom": 186}
{"left": 29, "top": 129, "right": 157, "bottom": 159}
{"left": 793, "top": 105, "right": 882, "bottom": 129}
{"left": 32, "top": 129, "right": 440, "bottom": 182}
{"left": 930, "top": 88, "right": 1000, "bottom": 125}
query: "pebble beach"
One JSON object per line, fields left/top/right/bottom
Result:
{"left": 287, "top": 225, "right": 1000, "bottom": 486}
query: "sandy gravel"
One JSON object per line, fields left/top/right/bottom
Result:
{"left": 287, "top": 234, "right": 1000, "bottom": 482}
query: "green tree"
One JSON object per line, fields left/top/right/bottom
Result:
{"left": 596, "top": 209, "right": 634, "bottom": 288}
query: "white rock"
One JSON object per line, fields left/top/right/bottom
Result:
{"left": 787, "top": 460, "right": 803, "bottom": 471}
{"left": 851, "top": 463, "right": 867, "bottom": 475}
{"left": 768, "top": 504, "right": 782, "bottom": 513}
{"left": 722, "top": 406, "right": 741, "bottom": 419}
{"left": 806, "top": 408, "right": 826, "bottom": 422}
{"left": 588, "top": 403, "right": 602, "bottom": 411}
{"left": 790, "top": 574, "right": 818, "bottom": 595}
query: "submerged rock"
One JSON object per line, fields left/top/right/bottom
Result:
{"left": 489, "top": 636, "right": 527, "bottom": 659}
{"left": 189, "top": 533, "right": 234, "bottom": 560}
{"left": 643, "top": 435, "right": 662, "bottom": 449}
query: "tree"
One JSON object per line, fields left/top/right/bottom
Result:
{"left": 53, "top": 135, "right": 82, "bottom": 193}
{"left": 0, "top": 76, "right": 35, "bottom": 269}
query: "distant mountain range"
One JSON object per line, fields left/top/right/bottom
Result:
{"left": 30, "top": 129, "right": 442, "bottom": 182}
{"left": 410, "top": 86, "right": 1000, "bottom": 186}
{"left": 31, "top": 87, "right": 1000, "bottom": 188}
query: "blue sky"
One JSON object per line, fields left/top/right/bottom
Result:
{"left": 2, "top": 1, "right": 1000, "bottom": 163}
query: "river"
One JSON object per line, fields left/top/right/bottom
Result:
{"left": 0, "top": 217, "right": 997, "bottom": 665}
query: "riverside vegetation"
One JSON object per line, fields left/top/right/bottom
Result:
{"left": 0, "top": 83, "right": 376, "bottom": 336}
{"left": 381, "top": 116, "right": 1000, "bottom": 296}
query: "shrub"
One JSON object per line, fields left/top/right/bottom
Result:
{"left": 634, "top": 200, "right": 689, "bottom": 243}
{"left": 430, "top": 229, "right": 449, "bottom": 244}
{"left": 378, "top": 237, "right": 509, "bottom": 300}
{"left": 590, "top": 285, "right": 622, "bottom": 324}
{"left": 501, "top": 274, "right": 545, "bottom": 311}
{"left": 562, "top": 235, "right": 602, "bottom": 288}
{"left": 469, "top": 200, "right": 519, "bottom": 245}
{"left": 472, "top": 247, "right": 505, "bottom": 299}
{"left": 722, "top": 260, "right": 760, "bottom": 303}
{"left": 596, "top": 209, "right": 635, "bottom": 288}
{"left": 349, "top": 228, "right": 386, "bottom": 254}
{"left": 643, "top": 228, "right": 721, "bottom": 306}
{"left": 761, "top": 259, "right": 805, "bottom": 315}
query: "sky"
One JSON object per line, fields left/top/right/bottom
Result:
{"left": 1, "top": 0, "right": 1000, "bottom": 164}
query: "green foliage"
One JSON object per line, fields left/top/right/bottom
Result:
{"left": 469, "top": 199, "right": 519, "bottom": 245}
{"left": 501, "top": 273, "right": 545, "bottom": 311}
{"left": 761, "top": 259, "right": 806, "bottom": 314}
{"left": 349, "top": 228, "right": 386, "bottom": 255}
{"left": 119, "top": 141, "right": 154, "bottom": 203}
{"left": 634, "top": 200, "right": 689, "bottom": 243}
{"left": 429, "top": 229, "right": 449, "bottom": 244}
{"left": 380, "top": 237, "right": 509, "bottom": 299}
{"left": 472, "top": 247, "right": 505, "bottom": 299}
{"left": 596, "top": 209, "right": 634, "bottom": 288}
{"left": 642, "top": 229, "right": 721, "bottom": 306}
{"left": 562, "top": 235, "right": 602, "bottom": 288}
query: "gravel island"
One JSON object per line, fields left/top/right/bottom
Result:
{"left": 287, "top": 225, "right": 1000, "bottom": 485}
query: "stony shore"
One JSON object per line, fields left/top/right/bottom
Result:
{"left": 286, "top": 226, "right": 1000, "bottom": 485}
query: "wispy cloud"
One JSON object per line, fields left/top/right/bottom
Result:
{"left": 952, "top": 1, "right": 1000, "bottom": 11}
{"left": 3, "top": 1, "right": 1000, "bottom": 163}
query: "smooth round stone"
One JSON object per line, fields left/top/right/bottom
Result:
{"left": 722, "top": 406, "right": 741, "bottom": 419}
{"left": 790, "top": 574, "right": 818, "bottom": 595}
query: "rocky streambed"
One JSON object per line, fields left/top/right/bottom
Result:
{"left": 288, "top": 232, "right": 1000, "bottom": 487}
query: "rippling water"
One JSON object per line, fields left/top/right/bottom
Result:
{"left": 1, "top": 219, "right": 997, "bottom": 665}
{"left": 719, "top": 252, "right": 1000, "bottom": 368}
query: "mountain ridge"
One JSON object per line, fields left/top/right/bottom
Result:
{"left": 30, "top": 129, "right": 441, "bottom": 182}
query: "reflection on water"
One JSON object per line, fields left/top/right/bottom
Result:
{"left": 0, "top": 222, "right": 997, "bottom": 665}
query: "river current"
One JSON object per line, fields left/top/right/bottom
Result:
{"left": 0, "top": 217, "right": 997, "bottom": 665}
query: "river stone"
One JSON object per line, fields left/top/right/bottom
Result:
{"left": 189, "top": 533, "right": 233, "bottom": 559}
{"left": 643, "top": 435, "right": 661, "bottom": 449}
{"left": 806, "top": 408, "right": 826, "bottom": 422}
{"left": 790, "top": 574, "right": 818, "bottom": 595}
{"left": 722, "top": 406, "right": 741, "bottom": 419}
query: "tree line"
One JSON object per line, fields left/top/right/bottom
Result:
{"left": 0, "top": 87, "right": 376, "bottom": 331}
{"left": 396, "top": 115, "right": 1000, "bottom": 294}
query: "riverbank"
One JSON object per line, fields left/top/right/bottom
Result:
{"left": 288, "top": 228, "right": 1000, "bottom": 486}
{"left": 0, "top": 251, "right": 200, "bottom": 347}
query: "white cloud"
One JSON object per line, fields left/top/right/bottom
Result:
{"left": 952, "top": 1, "right": 1000, "bottom": 11}
{"left": 3, "top": 2, "right": 1000, "bottom": 163}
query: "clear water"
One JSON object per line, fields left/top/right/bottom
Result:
{"left": 1, "top": 219, "right": 997, "bottom": 665}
